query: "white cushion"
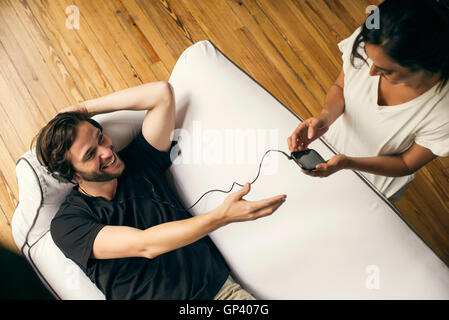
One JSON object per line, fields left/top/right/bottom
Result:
{"left": 12, "top": 40, "right": 449, "bottom": 300}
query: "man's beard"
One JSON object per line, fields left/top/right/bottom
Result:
{"left": 76, "top": 156, "right": 125, "bottom": 182}
{"left": 78, "top": 169, "right": 123, "bottom": 182}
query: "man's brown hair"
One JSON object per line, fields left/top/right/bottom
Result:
{"left": 32, "top": 112, "right": 102, "bottom": 183}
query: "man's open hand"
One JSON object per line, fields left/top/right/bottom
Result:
{"left": 215, "top": 182, "right": 286, "bottom": 224}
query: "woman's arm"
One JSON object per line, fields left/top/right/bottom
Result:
{"left": 321, "top": 68, "right": 346, "bottom": 126}
{"left": 344, "top": 143, "right": 437, "bottom": 177}
{"left": 288, "top": 68, "right": 346, "bottom": 151}
{"left": 302, "top": 142, "right": 437, "bottom": 178}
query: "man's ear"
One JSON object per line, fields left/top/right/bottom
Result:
{"left": 72, "top": 172, "right": 82, "bottom": 185}
{"left": 65, "top": 150, "right": 80, "bottom": 184}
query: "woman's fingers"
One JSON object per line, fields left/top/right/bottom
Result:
{"left": 287, "top": 135, "right": 294, "bottom": 152}
{"left": 289, "top": 113, "right": 332, "bottom": 153}
{"left": 307, "top": 117, "right": 323, "bottom": 141}
{"left": 289, "top": 122, "right": 309, "bottom": 151}
{"left": 300, "top": 164, "right": 330, "bottom": 178}
{"left": 307, "top": 122, "right": 315, "bottom": 140}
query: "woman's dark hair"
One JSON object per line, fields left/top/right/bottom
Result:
{"left": 32, "top": 112, "right": 103, "bottom": 183}
{"left": 351, "top": 0, "right": 449, "bottom": 92}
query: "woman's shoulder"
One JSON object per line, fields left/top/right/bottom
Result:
{"left": 432, "top": 83, "right": 449, "bottom": 113}
{"left": 416, "top": 84, "right": 449, "bottom": 131}
{"left": 338, "top": 27, "right": 371, "bottom": 83}
{"left": 338, "top": 27, "right": 362, "bottom": 53}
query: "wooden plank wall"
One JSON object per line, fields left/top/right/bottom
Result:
{"left": 0, "top": 0, "right": 448, "bottom": 267}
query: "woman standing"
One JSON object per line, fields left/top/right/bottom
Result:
{"left": 287, "top": 0, "right": 449, "bottom": 202}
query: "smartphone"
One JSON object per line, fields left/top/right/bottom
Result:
{"left": 291, "top": 149, "right": 326, "bottom": 171}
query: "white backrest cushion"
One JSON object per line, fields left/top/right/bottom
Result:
{"left": 25, "top": 232, "right": 105, "bottom": 299}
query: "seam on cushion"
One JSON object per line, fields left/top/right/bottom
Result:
{"left": 16, "top": 157, "right": 44, "bottom": 255}
{"left": 206, "top": 40, "right": 449, "bottom": 269}
{"left": 27, "top": 230, "right": 61, "bottom": 300}
{"left": 15, "top": 157, "right": 61, "bottom": 300}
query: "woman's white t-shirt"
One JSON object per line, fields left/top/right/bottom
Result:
{"left": 323, "top": 27, "right": 449, "bottom": 201}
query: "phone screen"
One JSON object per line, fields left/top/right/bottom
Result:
{"left": 291, "top": 149, "right": 326, "bottom": 171}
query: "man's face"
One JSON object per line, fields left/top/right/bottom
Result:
{"left": 68, "top": 121, "right": 125, "bottom": 183}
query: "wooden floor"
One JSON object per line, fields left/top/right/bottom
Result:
{"left": 0, "top": 0, "right": 448, "bottom": 267}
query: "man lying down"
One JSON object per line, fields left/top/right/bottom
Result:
{"left": 34, "top": 81, "right": 287, "bottom": 300}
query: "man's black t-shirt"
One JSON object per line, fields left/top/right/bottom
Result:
{"left": 50, "top": 132, "right": 229, "bottom": 299}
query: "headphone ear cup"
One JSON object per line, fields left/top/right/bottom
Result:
{"left": 50, "top": 171, "right": 74, "bottom": 184}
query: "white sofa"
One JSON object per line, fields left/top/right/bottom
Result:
{"left": 12, "top": 40, "right": 449, "bottom": 299}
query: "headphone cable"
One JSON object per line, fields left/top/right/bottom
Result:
{"left": 146, "top": 149, "right": 292, "bottom": 212}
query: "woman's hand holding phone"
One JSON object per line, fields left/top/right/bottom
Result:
{"left": 299, "top": 154, "right": 347, "bottom": 178}
{"left": 287, "top": 112, "right": 348, "bottom": 178}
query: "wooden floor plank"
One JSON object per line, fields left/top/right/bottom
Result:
{"left": 101, "top": 0, "right": 170, "bottom": 81}
{"left": 179, "top": 0, "right": 249, "bottom": 57}
{"left": 437, "top": 157, "right": 449, "bottom": 170}
{"left": 162, "top": 0, "right": 210, "bottom": 44}
{"left": 56, "top": 0, "right": 130, "bottom": 93}
{"left": 293, "top": 0, "right": 351, "bottom": 44}
{"left": 0, "top": 206, "right": 18, "bottom": 254}
{"left": 0, "top": 34, "right": 49, "bottom": 140}
{"left": 285, "top": 1, "right": 342, "bottom": 71}
{"left": 253, "top": 0, "right": 339, "bottom": 90}
{"left": 0, "top": 57, "right": 42, "bottom": 154}
{"left": 133, "top": 0, "right": 193, "bottom": 60}
{"left": 72, "top": 0, "right": 143, "bottom": 89}
{"left": 324, "top": 0, "right": 361, "bottom": 34}
{"left": 0, "top": 2, "right": 62, "bottom": 116}
{"left": 26, "top": 0, "right": 109, "bottom": 99}
{"left": 339, "top": 0, "right": 370, "bottom": 27}
{"left": 227, "top": 0, "right": 323, "bottom": 116}
{"left": 117, "top": 0, "right": 179, "bottom": 74}
{"left": 23, "top": 0, "right": 93, "bottom": 102}
{"left": 8, "top": 0, "right": 83, "bottom": 109}
{"left": 0, "top": 169, "right": 16, "bottom": 223}
{"left": 0, "top": 135, "right": 18, "bottom": 200}
{"left": 235, "top": 26, "right": 313, "bottom": 118}
{"left": 395, "top": 175, "right": 449, "bottom": 262}
{"left": 181, "top": 0, "right": 310, "bottom": 115}
{"left": 113, "top": 0, "right": 161, "bottom": 64}
{"left": 94, "top": 0, "right": 168, "bottom": 82}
